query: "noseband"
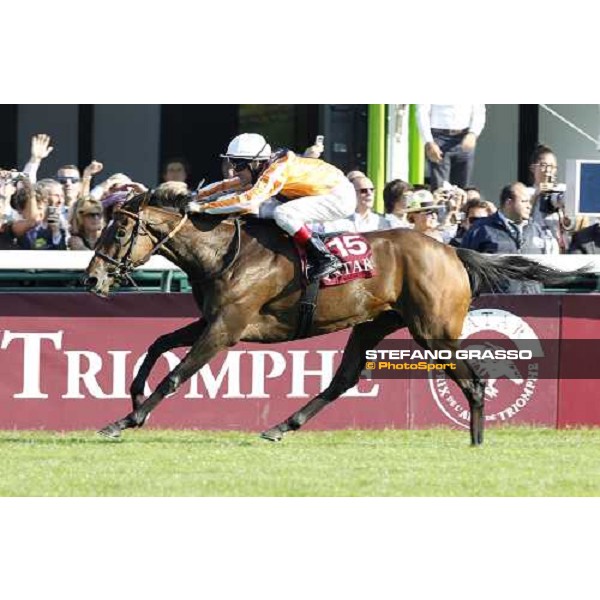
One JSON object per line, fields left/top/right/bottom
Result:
{"left": 94, "top": 193, "right": 189, "bottom": 284}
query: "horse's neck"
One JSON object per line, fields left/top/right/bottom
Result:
{"left": 160, "top": 219, "right": 237, "bottom": 280}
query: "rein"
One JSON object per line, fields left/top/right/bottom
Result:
{"left": 94, "top": 192, "right": 242, "bottom": 284}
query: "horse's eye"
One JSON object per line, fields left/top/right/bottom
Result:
{"left": 116, "top": 229, "right": 127, "bottom": 239}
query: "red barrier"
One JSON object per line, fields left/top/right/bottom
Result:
{"left": 557, "top": 296, "right": 600, "bottom": 427}
{"left": 0, "top": 292, "right": 596, "bottom": 431}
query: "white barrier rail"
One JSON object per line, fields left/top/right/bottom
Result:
{"left": 0, "top": 251, "right": 597, "bottom": 272}
{"left": 0, "top": 250, "right": 181, "bottom": 271}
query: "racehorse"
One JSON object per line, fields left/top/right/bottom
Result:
{"left": 85, "top": 189, "right": 584, "bottom": 445}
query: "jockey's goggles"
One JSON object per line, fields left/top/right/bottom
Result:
{"left": 230, "top": 159, "right": 252, "bottom": 173}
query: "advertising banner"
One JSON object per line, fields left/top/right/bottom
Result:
{"left": 0, "top": 292, "right": 593, "bottom": 432}
{"left": 0, "top": 294, "right": 408, "bottom": 431}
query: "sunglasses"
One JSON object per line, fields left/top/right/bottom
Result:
{"left": 468, "top": 216, "right": 485, "bottom": 224}
{"left": 58, "top": 176, "right": 81, "bottom": 184}
{"left": 84, "top": 213, "right": 102, "bottom": 218}
{"left": 230, "top": 159, "right": 251, "bottom": 173}
{"left": 359, "top": 188, "right": 374, "bottom": 194}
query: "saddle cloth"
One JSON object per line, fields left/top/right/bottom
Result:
{"left": 297, "top": 232, "right": 376, "bottom": 287}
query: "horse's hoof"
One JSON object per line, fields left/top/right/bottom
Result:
{"left": 260, "top": 427, "right": 284, "bottom": 442}
{"left": 97, "top": 423, "right": 122, "bottom": 440}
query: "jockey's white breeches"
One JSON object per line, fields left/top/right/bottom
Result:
{"left": 261, "top": 179, "right": 356, "bottom": 235}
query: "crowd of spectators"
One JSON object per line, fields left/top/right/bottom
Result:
{"left": 0, "top": 135, "right": 186, "bottom": 252}
{"left": 1, "top": 133, "right": 598, "bottom": 272}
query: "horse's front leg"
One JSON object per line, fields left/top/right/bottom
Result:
{"left": 99, "top": 313, "right": 244, "bottom": 439}
{"left": 129, "top": 319, "right": 206, "bottom": 412}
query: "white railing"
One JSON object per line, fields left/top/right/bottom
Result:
{"left": 0, "top": 250, "right": 181, "bottom": 271}
{"left": 0, "top": 251, "right": 597, "bottom": 272}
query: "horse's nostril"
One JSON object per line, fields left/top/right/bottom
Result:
{"left": 85, "top": 276, "right": 98, "bottom": 290}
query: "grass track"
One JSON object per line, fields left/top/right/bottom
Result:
{"left": 1, "top": 427, "right": 599, "bottom": 496}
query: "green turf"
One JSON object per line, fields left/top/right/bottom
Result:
{"left": 0, "top": 427, "right": 599, "bottom": 496}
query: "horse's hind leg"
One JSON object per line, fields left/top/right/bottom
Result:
{"left": 443, "top": 354, "right": 486, "bottom": 446}
{"left": 261, "top": 311, "right": 404, "bottom": 442}
{"left": 129, "top": 318, "right": 206, "bottom": 411}
{"left": 421, "top": 337, "right": 486, "bottom": 446}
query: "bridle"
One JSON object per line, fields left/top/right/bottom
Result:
{"left": 94, "top": 193, "right": 189, "bottom": 285}
{"left": 93, "top": 192, "right": 242, "bottom": 285}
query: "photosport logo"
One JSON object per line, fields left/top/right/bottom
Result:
{"left": 428, "top": 309, "right": 543, "bottom": 428}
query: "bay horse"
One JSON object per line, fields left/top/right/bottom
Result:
{"left": 85, "top": 189, "right": 583, "bottom": 445}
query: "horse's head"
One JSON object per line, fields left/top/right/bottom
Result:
{"left": 85, "top": 191, "right": 188, "bottom": 297}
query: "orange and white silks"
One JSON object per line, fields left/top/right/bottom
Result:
{"left": 199, "top": 151, "right": 347, "bottom": 215}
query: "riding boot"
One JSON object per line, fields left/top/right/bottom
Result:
{"left": 304, "top": 234, "right": 343, "bottom": 282}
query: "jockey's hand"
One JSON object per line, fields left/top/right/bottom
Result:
{"left": 186, "top": 200, "right": 207, "bottom": 214}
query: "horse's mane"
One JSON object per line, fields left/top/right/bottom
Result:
{"left": 124, "top": 189, "right": 191, "bottom": 214}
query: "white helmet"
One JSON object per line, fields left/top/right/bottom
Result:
{"left": 221, "top": 133, "right": 271, "bottom": 161}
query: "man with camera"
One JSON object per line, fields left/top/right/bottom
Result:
{"left": 461, "top": 182, "right": 558, "bottom": 293}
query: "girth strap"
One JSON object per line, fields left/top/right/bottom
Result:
{"left": 293, "top": 279, "right": 320, "bottom": 340}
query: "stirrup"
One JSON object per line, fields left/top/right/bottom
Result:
{"left": 307, "top": 257, "right": 342, "bottom": 282}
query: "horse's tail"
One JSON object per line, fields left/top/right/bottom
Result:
{"left": 455, "top": 248, "right": 590, "bottom": 296}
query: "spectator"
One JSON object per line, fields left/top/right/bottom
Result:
{"left": 0, "top": 171, "right": 20, "bottom": 249}
{"left": 406, "top": 190, "right": 444, "bottom": 242}
{"left": 15, "top": 181, "right": 67, "bottom": 250}
{"left": 56, "top": 164, "right": 82, "bottom": 208}
{"left": 23, "top": 134, "right": 54, "bottom": 184}
{"left": 528, "top": 143, "right": 573, "bottom": 252}
{"left": 568, "top": 222, "right": 600, "bottom": 254}
{"left": 464, "top": 186, "right": 483, "bottom": 202}
{"left": 433, "top": 184, "right": 467, "bottom": 242}
{"left": 383, "top": 179, "right": 412, "bottom": 229}
{"left": 416, "top": 104, "right": 486, "bottom": 190}
{"left": 449, "top": 198, "right": 493, "bottom": 247}
{"left": 56, "top": 160, "right": 104, "bottom": 208}
{"left": 324, "top": 175, "right": 387, "bottom": 233}
{"left": 68, "top": 197, "right": 104, "bottom": 250}
{"left": 162, "top": 157, "right": 191, "bottom": 187}
{"left": 461, "top": 182, "right": 557, "bottom": 293}
{"left": 346, "top": 170, "right": 366, "bottom": 184}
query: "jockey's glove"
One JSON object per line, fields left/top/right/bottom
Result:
{"left": 186, "top": 201, "right": 205, "bottom": 214}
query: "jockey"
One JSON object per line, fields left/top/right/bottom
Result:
{"left": 186, "top": 133, "right": 356, "bottom": 282}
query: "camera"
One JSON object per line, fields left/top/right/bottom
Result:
{"left": 538, "top": 183, "right": 566, "bottom": 214}
{"left": 0, "top": 170, "right": 26, "bottom": 184}
{"left": 46, "top": 205, "right": 60, "bottom": 224}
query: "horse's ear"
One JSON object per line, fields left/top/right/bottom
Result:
{"left": 179, "top": 193, "right": 193, "bottom": 215}
{"left": 139, "top": 190, "right": 152, "bottom": 210}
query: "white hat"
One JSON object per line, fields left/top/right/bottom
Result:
{"left": 405, "top": 190, "right": 442, "bottom": 213}
{"left": 221, "top": 133, "right": 271, "bottom": 160}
